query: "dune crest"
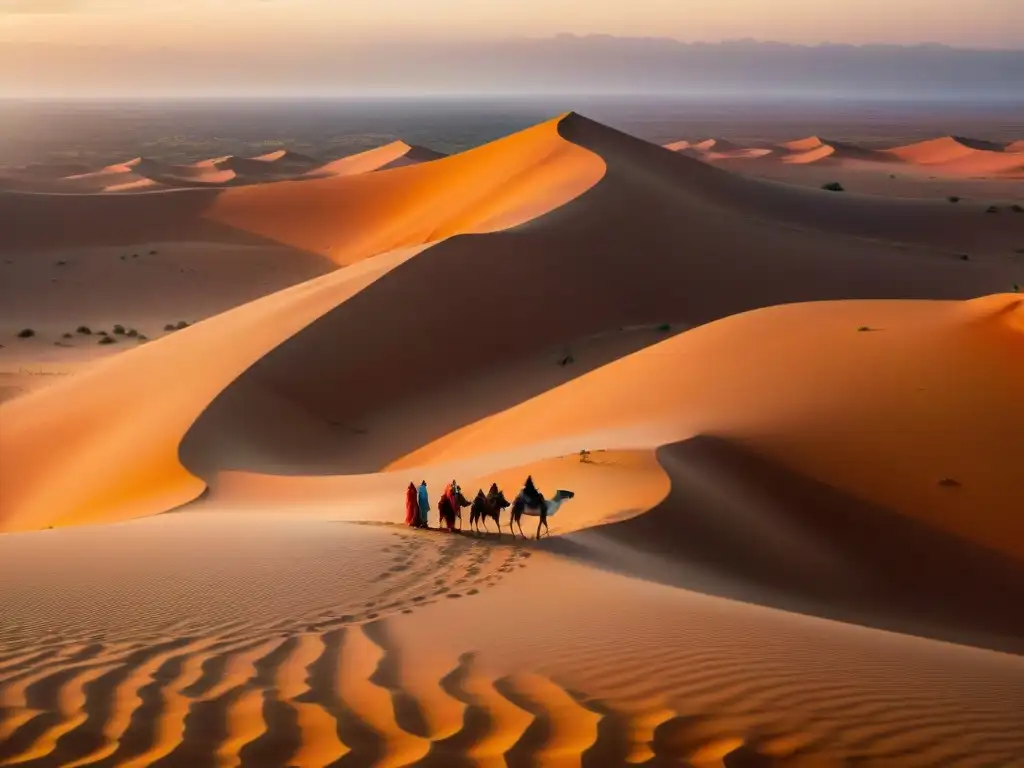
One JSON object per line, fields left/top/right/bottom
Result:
{"left": 0, "top": 114, "right": 605, "bottom": 532}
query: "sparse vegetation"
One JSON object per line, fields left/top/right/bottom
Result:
{"left": 959, "top": 254, "right": 970, "bottom": 261}
{"left": 1013, "top": 284, "right": 1021, "bottom": 293}
{"left": 656, "top": 322, "right": 672, "bottom": 332}
{"left": 1012, "top": 204, "right": 1023, "bottom": 213}
{"left": 120, "top": 255, "right": 127, "bottom": 260}
{"left": 98, "top": 336, "right": 117, "bottom": 345}
{"left": 986, "top": 205, "right": 999, "bottom": 213}
{"left": 164, "top": 323, "right": 176, "bottom": 331}
{"left": 98, "top": 330, "right": 109, "bottom": 336}
{"left": 76, "top": 325, "right": 92, "bottom": 335}
{"left": 149, "top": 249, "right": 158, "bottom": 255}
{"left": 55, "top": 259, "right": 68, "bottom": 266}
{"left": 113, "top": 324, "right": 126, "bottom": 335}
{"left": 821, "top": 182, "right": 845, "bottom": 192}
{"left": 137, "top": 334, "right": 149, "bottom": 341}
{"left": 62, "top": 332, "right": 73, "bottom": 339}
{"left": 126, "top": 328, "right": 139, "bottom": 338}
{"left": 938, "top": 478, "right": 961, "bottom": 488}
{"left": 175, "top": 320, "right": 189, "bottom": 330}
{"left": 16, "top": 328, "right": 35, "bottom": 338}
{"left": 947, "top": 196, "right": 960, "bottom": 203}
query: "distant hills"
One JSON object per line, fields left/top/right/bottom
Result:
{"left": 2, "top": 37, "right": 1022, "bottom": 98}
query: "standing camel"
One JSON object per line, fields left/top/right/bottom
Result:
{"left": 509, "top": 490, "right": 576, "bottom": 539}
{"left": 469, "top": 487, "right": 510, "bottom": 534}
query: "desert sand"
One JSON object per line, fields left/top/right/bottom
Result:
{"left": 1, "top": 112, "right": 1023, "bottom": 767}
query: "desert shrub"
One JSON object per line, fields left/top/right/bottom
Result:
{"left": 137, "top": 334, "right": 149, "bottom": 341}
{"left": 947, "top": 196, "right": 960, "bottom": 203}
{"left": 113, "top": 324, "right": 125, "bottom": 335}
{"left": 55, "top": 259, "right": 68, "bottom": 266}
{"left": 149, "top": 249, "right": 158, "bottom": 255}
{"left": 857, "top": 326, "right": 871, "bottom": 332}
{"left": 1012, "top": 204, "right": 1023, "bottom": 213}
{"left": 175, "top": 320, "right": 189, "bottom": 330}
{"left": 986, "top": 205, "right": 999, "bottom": 213}
{"left": 126, "top": 328, "right": 138, "bottom": 337}
{"left": 98, "top": 330, "right": 109, "bottom": 336}
{"left": 1013, "top": 283, "right": 1021, "bottom": 293}
{"left": 821, "top": 181, "right": 844, "bottom": 192}
{"left": 76, "top": 325, "right": 92, "bottom": 335}
{"left": 98, "top": 336, "right": 116, "bottom": 345}
{"left": 163, "top": 323, "right": 176, "bottom": 331}
{"left": 959, "top": 254, "right": 970, "bottom": 261}
{"left": 938, "top": 477, "right": 961, "bottom": 488}
{"left": 17, "top": 328, "right": 35, "bottom": 338}
{"left": 656, "top": 322, "right": 672, "bottom": 332}
{"left": 119, "top": 255, "right": 127, "bottom": 260}
{"left": 62, "top": 332, "right": 72, "bottom": 339}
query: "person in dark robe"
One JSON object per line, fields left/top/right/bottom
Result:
{"left": 522, "top": 474, "right": 545, "bottom": 509}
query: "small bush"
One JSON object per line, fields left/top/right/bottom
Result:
{"left": 1013, "top": 283, "right": 1021, "bottom": 293}
{"left": 119, "top": 255, "right": 127, "bottom": 260}
{"left": 163, "top": 323, "right": 176, "bottom": 331}
{"left": 113, "top": 324, "right": 126, "bottom": 335}
{"left": 986, "top": 205, "right": 999, "bottom": 214}
{"left": 98, "top": 336, "right": 116, "bottom": 345}
{"left": 947, "top": 196, "right": 960, "bottom": 203}
{"left": 175, "top": 320, "right": 189, "bottom": 330}
{"left": 98, "top": 330, "right": 109, "bottom": 336}
{"left": 959, "top": 254, "right": 970, "bottom": 261}
{"left": 17, "top": 328, "right": 35, "bottom": 338}
{"left": 149, "top": 249, "right": 158, "bottom": 255}
{"left": 857, "top": 326, "right": 872, "bottom": 332}
{"left": 62, "top": 332, "right": 72, "bottom": 339}
{"left": 938, "top": 477, "right": 961, "bottom": 488}
{"left": 76, "top": 325, "right": 92, "bottom": 335}
{"left": 821, "top": 181, "right": 844, "bottom": 192}
{"left": 137, "top": 334, "right": 149, "bottom": 341}
{"left": 55, "top": 259, "right": 68, "bottom": 266}
{"left": 126, "top": 328, "right": 138, "bottom": 338}
{"left": 656, "top": 322, "right": 672, "bottom": 332}
{"left": 131, "top": 253, "right": 138, "bottom": 258}
{"left": 1012, "top": 204, "right": 1023, "bottom": 213}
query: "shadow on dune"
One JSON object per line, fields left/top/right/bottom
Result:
{"left": 546, "top": 435, "right": 1024, "bottom": 655}
{"left": 181, "top": 114, "right": 1022, "bottom": 480}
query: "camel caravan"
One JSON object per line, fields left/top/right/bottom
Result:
{"left": 405, "top": 475, "right": 575, "bottom": 539}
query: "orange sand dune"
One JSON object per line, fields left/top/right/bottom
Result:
{"left": 303, "top": 142, "right": 445, "bottom": 179}
{"left": 1006, "top": 139, "right": 1024, "bottom": 153}
{"left": 396, "top": 296, "right": 1024, "bottom": 561}
{"left": 3, "top": 114, "right": 1022, "bottom": 535}
{"left": 0, "top": 114, "right": 604, "bottom": 532}
{"left": 3, "top": 113, "right": 1024, "bottom": 768}
{"left": 884, "top": 136, "right": 1024, "bottom": 174}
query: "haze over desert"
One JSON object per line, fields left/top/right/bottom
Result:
{"left": 1, "top": 5, "right": 1024, "bottom": 765}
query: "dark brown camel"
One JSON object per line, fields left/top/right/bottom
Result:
{"left": 469, "top": 487, "right": 510, "bottom": 533}
{"left": 438, "top": 490, "right": 471, "bottom": 532}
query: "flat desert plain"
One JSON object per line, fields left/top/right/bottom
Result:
{"left": 2, "top": 112, "right": 1024, "bottom": 767}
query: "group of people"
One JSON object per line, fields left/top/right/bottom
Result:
{"left": 404, "top": 476, "right": 546, "bottom": 531}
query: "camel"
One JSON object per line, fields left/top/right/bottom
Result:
{"left": 469, "top": 487, "right": 510, "bottom": 534}
{"left": 509, "top": 489, "right": 576, "bottom": 539}
{"left": 438, "top": 489, "right": 471, "bottom": 532}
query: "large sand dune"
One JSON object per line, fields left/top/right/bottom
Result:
{"left": 2, "top": 111, "right": 1024, "bottom": 766}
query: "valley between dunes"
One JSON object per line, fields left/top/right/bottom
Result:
{"left": 1, "top": 112, "right": 1023, "bottom": 767}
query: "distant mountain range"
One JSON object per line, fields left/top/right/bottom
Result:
{"left": 3, "top": 36, "right": 1022, "bottom": 98}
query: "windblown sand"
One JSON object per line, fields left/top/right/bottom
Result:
{"left": 1, "top": 112, "right": 1023, "bottom": 767}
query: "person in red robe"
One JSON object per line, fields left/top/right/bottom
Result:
{"left": 405, "top": 482, "right": 419, "bottom": 527}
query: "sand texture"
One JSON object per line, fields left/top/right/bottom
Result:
{"left": 2, "top": 112, "right": 1023, "bottom": 767}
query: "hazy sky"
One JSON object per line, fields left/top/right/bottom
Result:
{"left": 1, "top": 0, "right": 1022, "bottom": 48}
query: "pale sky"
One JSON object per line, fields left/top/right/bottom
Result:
{"left": 1, "top": 0, "right": 1022, "bottom": 48}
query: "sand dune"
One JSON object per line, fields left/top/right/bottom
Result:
{"left": 667, "top": 133, "right": 1024, "bottom": 178}
{"left": 2, "top": 111, "right": 1024, "bottom": 766}
{"left": 303, "top": 142, "right": 445, "bottom": 179}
